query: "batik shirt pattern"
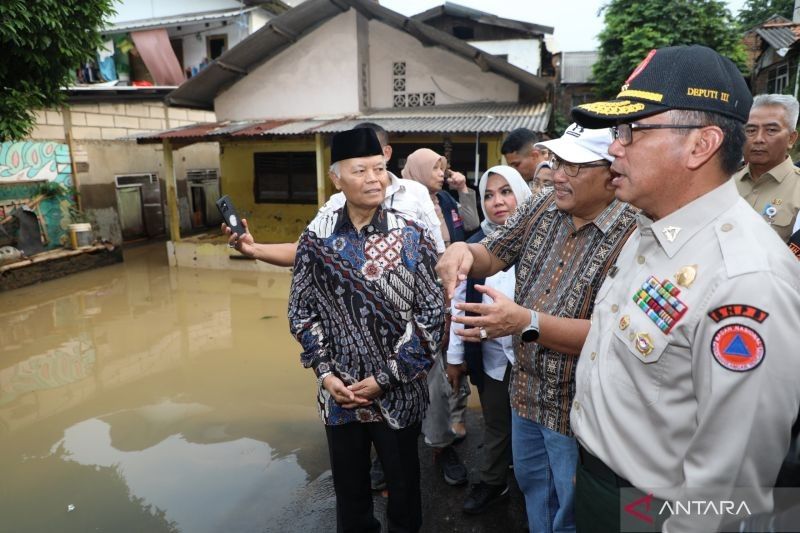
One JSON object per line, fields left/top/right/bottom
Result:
{"left": 288, "top": 205, "right": 444, "bottom": 429}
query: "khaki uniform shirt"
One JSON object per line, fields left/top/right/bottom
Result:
{"left": 571, "top": 180, "right": 800, "bottom": 531}
{"left": 733, "top": 156, "right": 800, "bottom": 242}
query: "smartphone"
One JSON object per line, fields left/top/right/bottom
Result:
{"left": 216, "top": 195, "right": 247, "bottom": 237}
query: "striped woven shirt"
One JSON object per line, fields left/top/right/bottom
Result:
{"left": 482, "top": 191, "right": 637, "bottom": 435}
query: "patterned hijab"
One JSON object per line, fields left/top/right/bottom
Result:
{"left": 478, "top": 165, "right": 532, "bottom": 235}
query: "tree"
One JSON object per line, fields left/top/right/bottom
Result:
{"left": 0, "top": 0, "right": 116, "bottom": 141}
{"left": 737, "top": 0, "right": 795, "bottom": 30}
{"left": 593, "top": 0, "right": 748, "bottom": 98}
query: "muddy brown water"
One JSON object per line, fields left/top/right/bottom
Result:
{"left": 0, "top": 243, "right": 525, "bottom": 533}
{"left": 0, "top": 243, "right": 337, "bottom": 533}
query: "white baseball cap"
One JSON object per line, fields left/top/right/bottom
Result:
{"left": 535, "top": 123, "right": 614, "bottom": 164}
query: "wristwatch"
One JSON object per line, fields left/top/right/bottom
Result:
{"left": 521, "top": 309, "right": 540, "bottom": 343}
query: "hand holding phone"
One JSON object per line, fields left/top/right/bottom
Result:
{"left": 216, "top": 195, "right": 247, "bottom": 237}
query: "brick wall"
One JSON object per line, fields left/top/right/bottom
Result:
{"left": 30, "top": 103, "right": 216, "bottom": 142}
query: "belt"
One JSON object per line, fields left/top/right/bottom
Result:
{"left": 578, "top": 446, "right": 633, "bottom": 488}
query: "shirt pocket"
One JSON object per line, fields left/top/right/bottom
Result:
{"left": 609, "top": 313, "right": 669, "bottom": 406}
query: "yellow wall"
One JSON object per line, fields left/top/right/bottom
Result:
{"left": 218, "top": 133, "right": 502, "bottom": 243}
{"left": 220, "top": 138, "right": 331, "bottom": 243}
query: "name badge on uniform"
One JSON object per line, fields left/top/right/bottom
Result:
{"left": 762, "top": 203, "right": 777, "bottom": 225}
{"left": 451, "top": 209, "right": 464, "bottom": 228}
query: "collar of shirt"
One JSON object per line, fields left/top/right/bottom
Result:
{"left": 738, "top": 156, "right": 795, "bottom": 185}
{"left": 332, "top": 203, "right": 390, "bottom": 234}
{"left": 386, "top": 171, "right": 403, "bottom": 196}
{"left": 640, "top": 179, "right": 740, "bottom": 258}
{"left": 545, "top": 197, "right": 629, "bottom": 235}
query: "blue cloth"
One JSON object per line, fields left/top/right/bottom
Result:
{"left": 512, "top": 411, "right": 578, "bottom": 533}
{"left": 463, "top": 229, "right": 486, "bottom": 391}
{"left": 436, "top": 191, "right": 466, "bottom": 243}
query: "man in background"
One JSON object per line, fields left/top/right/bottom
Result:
{"left": 733, "top": 94, "right": 800, "bottom": 242}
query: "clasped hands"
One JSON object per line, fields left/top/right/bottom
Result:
{"left": 322, "top": 375, "right": 382, "bottom": 408}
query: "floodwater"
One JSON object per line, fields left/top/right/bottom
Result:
{"left": 0, "top": 243, "right": 337, "bottom": 533}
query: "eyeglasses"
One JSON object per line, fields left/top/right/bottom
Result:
{"left": 612, "top": 123, "right": 704, "bottom": 146}
{"left": 550, "top": 156, "right": 610, "bottom": 177}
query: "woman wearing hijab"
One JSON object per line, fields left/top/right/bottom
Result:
{"left": 400, "top": 147, "right": 480, "bottom": 486}
{"left": 444, "top": 165, "right": 532, "bottom": 514}
{"left": 401, "top": 148, "right": 479, "bottom": 247}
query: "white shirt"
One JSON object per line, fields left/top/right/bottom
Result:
{"left": 446, "top": 266, "right": 516, "bottom": 380}
{"left": 319, "top": 172, "right": 446, "bottom": 253}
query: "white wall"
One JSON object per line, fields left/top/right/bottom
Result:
{"left": 368, "top": 19, "right": 518, "bottom": 108}
{"left": 110, "top": 0, "right": 243, "bottom": 23}
{"left": 469, "top": 39, "right": 541, "bottom": 76}
{"left": 177, "top": 19, "right": 249, "bottom": 73}
{"left": 250, "top": 8, "right": 271, "bottom": 34}
{"left": 215, "top": 10, "right": 360, "bottom": 120}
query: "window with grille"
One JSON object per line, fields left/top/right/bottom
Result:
{"left": 767, "top": 64, "right": 789, "bottom": 94}
{"left": 253, "top": 152, "right": 317, "bottom": 204}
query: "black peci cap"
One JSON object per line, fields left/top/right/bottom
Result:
{"left": 571, "top": 45, "right": 752, "bottom": 128}
{"left": 331, "top": 128, "right": 383, "bottom": 164}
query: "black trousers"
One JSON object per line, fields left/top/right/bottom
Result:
{"left": 477, "top": 364, "right": 512, "bottom": 485}
{"left": 325, "top": 421, "right": 422, "bottom": 533}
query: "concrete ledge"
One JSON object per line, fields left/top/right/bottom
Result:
{"left": 0, "top": 244, "right": 123, "bottom": 291}
{"left": 166, "top": 236, "right": 291, "bottom": 273}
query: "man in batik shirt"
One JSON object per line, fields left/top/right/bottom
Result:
{"left": 288, "top": 127, "right": 444, "bottom": 533}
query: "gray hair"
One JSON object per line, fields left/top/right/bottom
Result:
{"left": 752, "top": 94, "right": 800, "bottom": 129}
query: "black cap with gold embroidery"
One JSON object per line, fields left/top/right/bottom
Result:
{"left": 571, "top": 45, "right": 752, "bottom": 128}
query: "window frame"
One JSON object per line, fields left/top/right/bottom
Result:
{"left": 252, "top": 151, "right": 317, "bottom": 205}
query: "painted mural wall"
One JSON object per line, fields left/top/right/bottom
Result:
{"left": 0, "top": 142, "right": 75, "bottom": 250}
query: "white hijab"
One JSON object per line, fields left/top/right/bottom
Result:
{"left": 478, "top": 165, "right": 532, "bottom": 235}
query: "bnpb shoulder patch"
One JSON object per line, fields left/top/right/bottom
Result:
{"left": 711, "top": 324, "right": 765, "bottom": 372}
{"left": 708, "top": 305, "right": 769, "bottom": 323}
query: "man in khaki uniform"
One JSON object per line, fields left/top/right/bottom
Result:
{"left": 570, "top": 45, "right": 800, "bottom": 532}
{"left": 733, "top": 94, "right": 800, "bottom": 242}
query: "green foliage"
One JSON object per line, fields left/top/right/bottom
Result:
{"left": 0, "top": 0, "right": 116, "bottom": 141}
{"left": 551, "top": 111, "right": 571, "bottom": 136}
{"left": 593, "top": 0, "right": 748, "bottom": 98}
{"left": 737, "top": 0, "right": 795, "bottom": 30}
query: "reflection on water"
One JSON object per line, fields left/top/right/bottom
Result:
{"left": 0, "top": 244, "right": 334, "bottom": 532}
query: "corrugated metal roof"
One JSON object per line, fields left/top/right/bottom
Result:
{"left": 104, "top": 7, "right": 259, "bottom": 33}
{"left": 560, "top": 51, "right": 598, "bottom": 84}
{"left": 755, "top": 22, "right": 800, "bottom": 50}
{"left": 748, "top": 15, "right": 800, "bottom": 50}
{"left": 314, "top": 103, "right": 550, "bottom": 133}
{"left": 135, "top": 102, "right": 551, "bottom": 144}
{"left": 165, "top": 0, "right": 549, "bottom": 110}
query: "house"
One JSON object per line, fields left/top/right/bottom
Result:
{"left": 102, "top": 0, "right": 291, "bottom": 85}
{"left": 552, "top": 51, "right": 599, "bottom": 123}
{"left": 136, "top": 0, "right": 552, "bottom": 257}
{"left": 742, "top": 14, "right": 800, "bottom": 96}
{"left": 0, "top": 2, "right": 293, "bottom": 256}
{"left": 410, "top": 1, "right": 554, "bottom": 77}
